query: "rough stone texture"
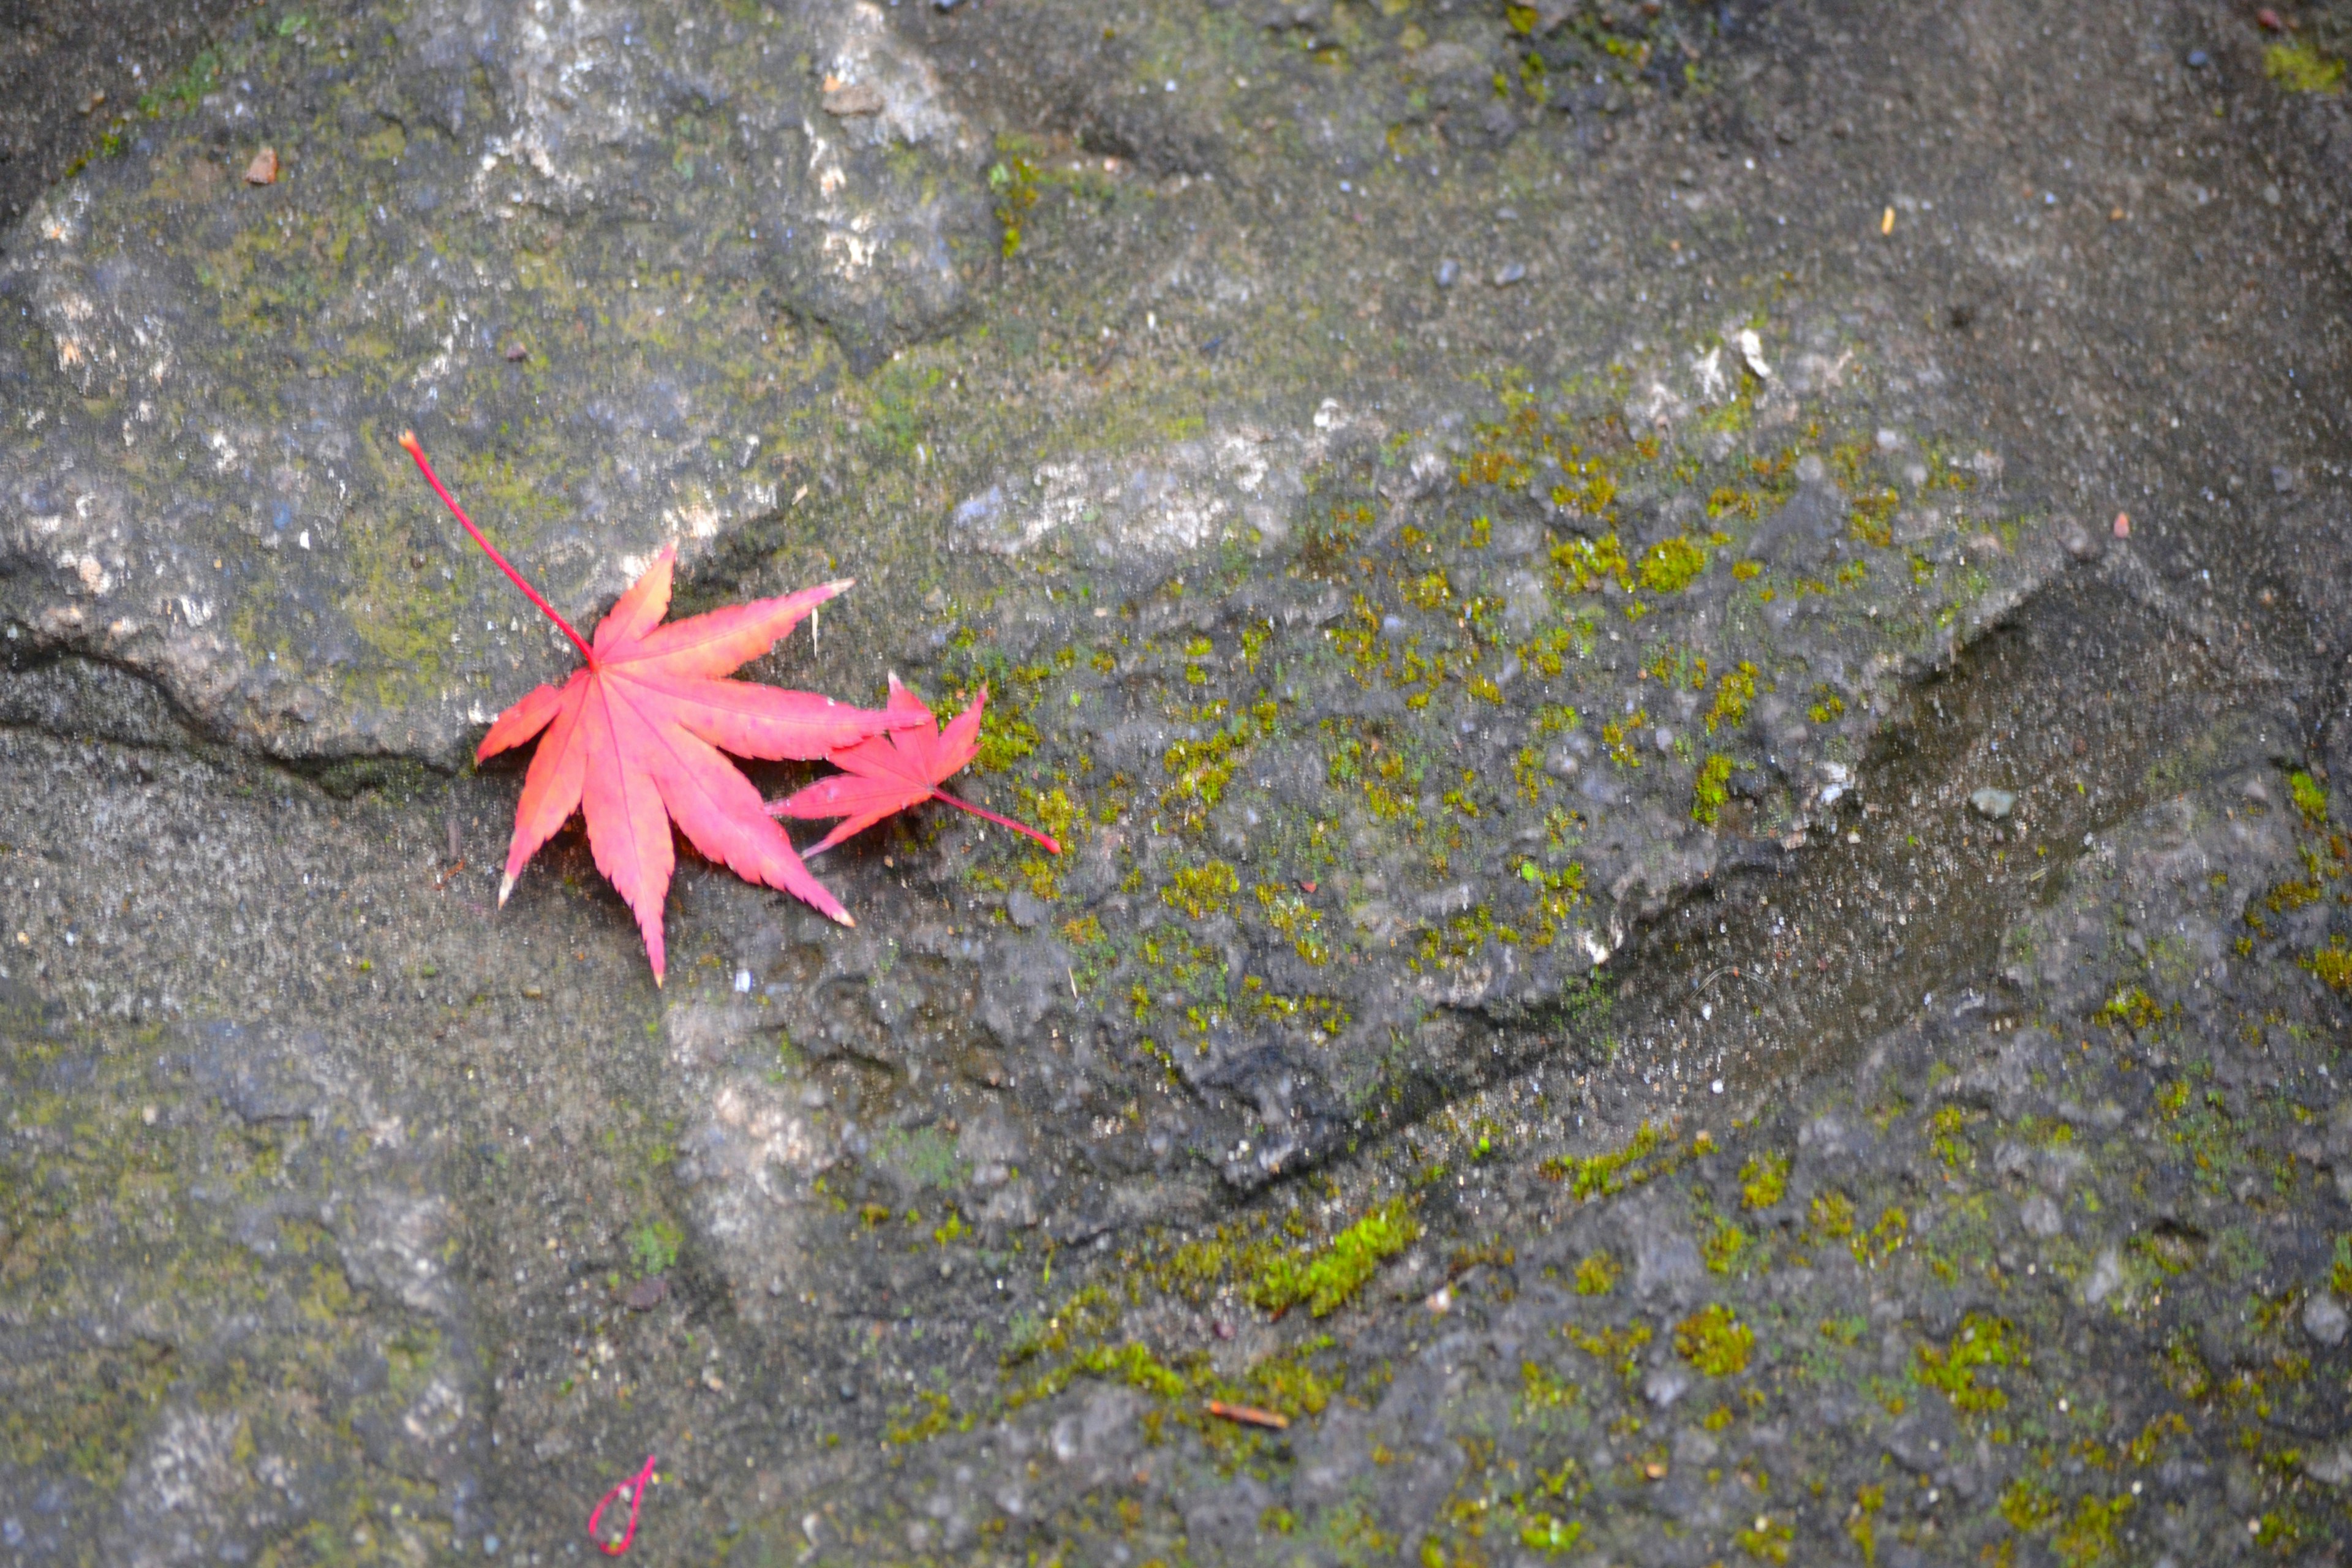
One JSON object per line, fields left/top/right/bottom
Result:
{"left": 1, "top": 0, "right": 2350, "bottom": 1563}
{"left": 1, "top": 0, "right": 989, "bottom": 764}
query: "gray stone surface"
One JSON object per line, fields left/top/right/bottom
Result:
{"left": 2, "top": 0, "right": 988, "bottom": 763}
{"left": 1, "top": 0, "right": 2350, "bottom": 1562}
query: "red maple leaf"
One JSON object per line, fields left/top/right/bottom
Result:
{"left": 770, "top": 675, "right": 1061, "bottom": 856}
{"left": 400, "top": 431, "right": 893, "bottom": 982}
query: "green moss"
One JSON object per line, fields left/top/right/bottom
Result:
{"left": 1673, "top": 1303, "right": 1753, "bottom": 1376}
{"left": 1550, "top": 532, "right": 1631, "bottom": 593}
{"left": 1562, "top": 1320, "right": 1651, "bottom": 1382}
{"left": 628, "top": 1217, "right": 682, "bottom": 1277}
{"left": 1161, "top": 711, "right": 1262, "bottom": 823}
{"left": 1915, "top": 1311, "right": 2022, "bottom": 1413}
{"left": 1844, "top": 1484, "right": 1885, "bottom": 1565}
{"left": 1518, "top": 1359, "right": 1581, "bottom": 1417}
{"left": 1254, "top": 884, "right": 1332, "bottom": 965}
{"left": 2305, "top": 937, "right": 2352, "bottom": 993}
{"left": 1072, "top": 1341, "right": 1188, "bottom": 1399}
{"left": 1738, "top": 1153, "right": 1789, "bottom": 1210}
{"left": 1600, "top": 710, "right": 1649, "bottom": 770}
{"left": 1518, "top": 1513, "right": 1586, "bottom": 1555}
{"left": 1161, "top": 860, "right": 1240, "bottom": 918}
{"left": 1692, "top": 754, "right": 1733, "bottom": 826}
{"left": 1251, "top": 1196, "right": 1420, "bottom": 1316}
{"left": 1232, "top": 1336, "right": 1346, "bottom": 1420}
{"left": 886, "top": 1390, "right": 964, "bottom": 1444}
{"left": 1733, "top": 1513, "right": 1793, "bottom": 1562}
{"left": 1542, "top": 1119, "right": 1668, "bottom": 1198}
{"left": 1703, "top": 1216, "right": 1751, "bottom": 1275}
{"left": 1635, "top": 536, "right": 1708, "bottom": 594}
{"left": 1999, "top": 1476, "right": 2062, "bottom": 1532}
{"left": 137, "top": 46, "right": 225, "bottom": 116}
{"left": 1808, "top": 1189, "right": 1856, "bottom": 1238}
{"left": 2266, "top": 40, "right": 2345, "bottom": 93}
{"left": 1928, "top": 1104, "right": 1977, "bottom": 1170}
{"left": 873, "top": 1126, "right": 967, "bottom": 1189}
{"left": 2290, "top": 769, "right": 2331, "bottom": 823}
{"left": 1574, "top": 1253, "right": 1619, "bottom": 1295}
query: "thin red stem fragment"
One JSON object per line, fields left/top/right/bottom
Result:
{"left": 587, "top": 1453, "right": 658, "bottom": 1556}
{"left": 931, "top": 788, "right": 1061, "bottom": 854}
{"left": 1205, "top": 1400, "right": 1291, "bottom": 1431}
{"left": 399, "top": 430, "right": 596, "bottom": 664}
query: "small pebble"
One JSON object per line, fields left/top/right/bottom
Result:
{"left": 1493, "top": 262, "right": 1527, "bottom": 285}
{"left": 1969, "top": 788, "right": 2016, "bottom": 821}
{"left": 2060, "top": 522, "right": 2103, "bottom": 562}
{"left": 2187, "top": 48, "right": 2209, "bottom": 67}
{"left": 1435, "top": 259, "right": 1460, "bottom": 288}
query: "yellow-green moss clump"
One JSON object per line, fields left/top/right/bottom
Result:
{"left": 1915, "top": 1312, "right": 2023, "bottom": 1412}
{"left": 1636, "top": 536, "right": 1708, "bottom": 594}
{"left": 2302, "top": 938, "right": 2352, "bottom": 992}
{"left": 1739, "top": 1153, "right": 1789, "bottom": 1210}
{"left": 1673, "top": 1303, "right": 1754, "bottom": 1376}
{"left": 1161, "top": 860, "right": 1240, "bottom": 918}
{"left": 2290, "top": 769, "right": 2331, "bottom": 823}
{"left": 1251, "top": 1197, "right": 1420, "bottom": 1317}
{"left": 2266, "top": 41, "right": 2345, "bottom": 94}
{"left": 1692, "top": 754, "right": 1733, "bottom": 825}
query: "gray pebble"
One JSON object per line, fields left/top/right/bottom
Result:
{"left": 2304, "top": 1292, "right": 2348, "bottom": 1349}
{"left": 1435, "top": 259, "right": 1460, "bottom": 287}
{"left": 1969, "top": 788, "right": 2016, "bottom": 821}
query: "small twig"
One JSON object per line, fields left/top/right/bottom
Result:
{"left": 1205, "top": 1401, "right": 1289, "bottom": 1431}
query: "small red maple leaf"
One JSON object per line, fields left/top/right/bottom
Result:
{"left": 401, "top": 431, "right": 893, "bottom": 982}
{"left": 771, "top": 674, "right": 1061, "bottom": 856}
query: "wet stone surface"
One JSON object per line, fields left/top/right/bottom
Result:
{"left": 2, "top": 0, "right": 2351, "bottom": 1563}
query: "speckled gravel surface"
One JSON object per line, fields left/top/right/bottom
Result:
{"left": 2, "top": 0, "right": 2350, "bottom": 1564}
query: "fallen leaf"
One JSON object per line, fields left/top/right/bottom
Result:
{"left": 400, "top": 432, "right": 894, "bottom": 982}
{"left": 771, "top": 676, "right": 1060, "bottom": 856}
{"left": 244, "top": 146, "right": 279, "bottom": 185}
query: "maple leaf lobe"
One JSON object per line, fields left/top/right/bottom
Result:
{"left": 401, "top": 437, "right": 882, "bottom": 980}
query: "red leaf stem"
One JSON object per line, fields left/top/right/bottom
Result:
{"left": 399, "top": 430, "right": 595, "bottom": 664}
{"left": 587, "top": 1453, "right": 658, "bottom": 1556}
